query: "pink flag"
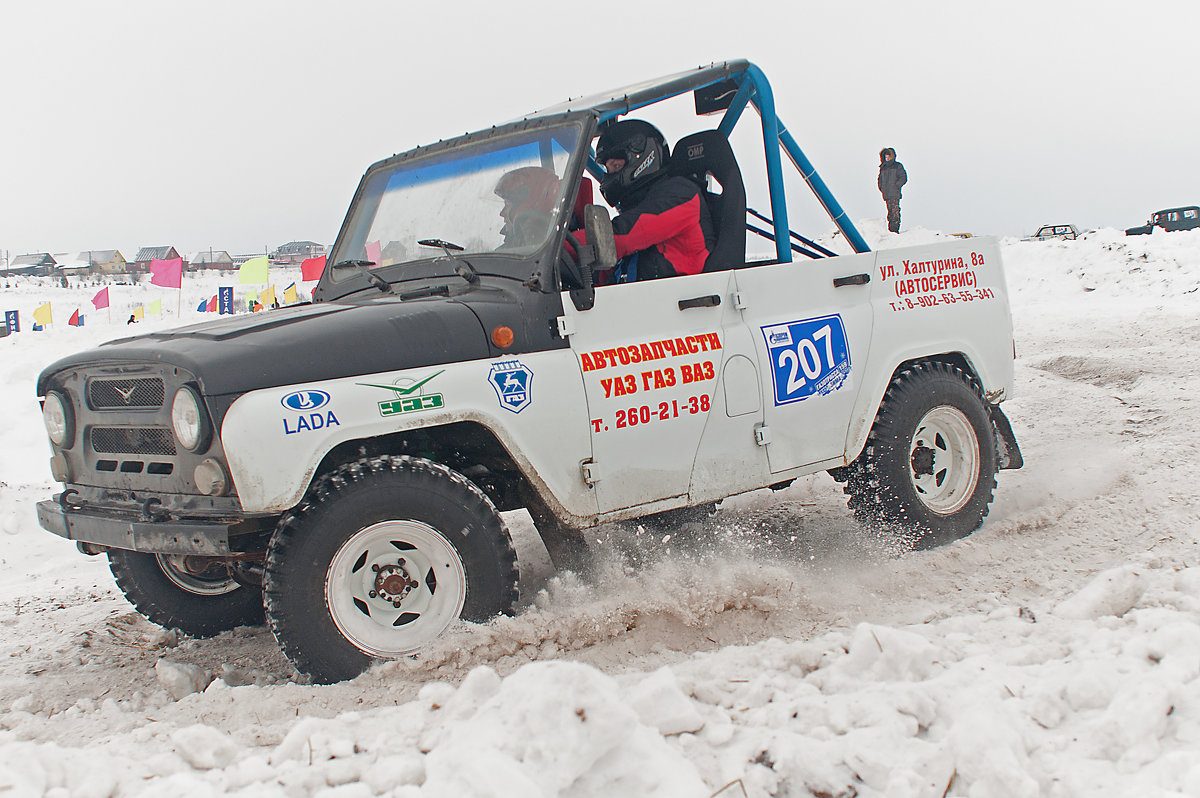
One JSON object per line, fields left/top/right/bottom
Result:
{"left": 150, "top": 257, "right": 184, "bottom": 289}
{"left": 91, "top": 287, "right": 110, "bottom": 309}
{"left": 206, "top": 295, "right": 218, "bottom": 312}
{"left": 365, "top": 241, "right": 382, "bottom": 265}
{"left": 301, "top": 255, "right": 326, "bottom": 281}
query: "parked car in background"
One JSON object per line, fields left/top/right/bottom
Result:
{"left": 1126, "top": 206, "right": 1200, "bottom": 236}
{"left": 1030, "top": 224, "right": 1080, "bottom": 241}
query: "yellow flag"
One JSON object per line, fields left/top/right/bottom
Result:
{"left": 238, "top": 256, "right": 269, "bottom": 284}
{"left": 32, "top": 302, "right": 53, "bottom": 326}
{"left": 133, "top": 306, "right": 145, "bottom": 320}
{"left": 148, "top": 299, "right": 162, "bottom": 316}
{"left": 283, "top": 283, "right": 298, "bottom": 304}
{"left": 261, "top": 285, "right": 276, "bottom": 307}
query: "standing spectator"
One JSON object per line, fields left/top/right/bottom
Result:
{"left": 878, "top": 147, "right": 907, "bottom": 233}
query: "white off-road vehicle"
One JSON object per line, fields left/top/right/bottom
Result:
{"left": 37, "top": 61, "right": 1022, "bottom": 683}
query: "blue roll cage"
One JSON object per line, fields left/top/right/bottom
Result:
{"left": 528, "top": 59, "right": 870, "bottom": 259}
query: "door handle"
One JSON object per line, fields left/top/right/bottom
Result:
{"left": 678, "top": 294, "right": 721, "bottom": 310}
{"left": 833, "top": 273, "right": 870, "bottom": 288}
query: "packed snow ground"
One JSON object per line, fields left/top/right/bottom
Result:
{"left": 0, "top": 225, "right": 1198, "bottom": 796}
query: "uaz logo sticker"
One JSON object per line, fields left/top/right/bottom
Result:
{"left": 281, "top": 390, "right": 330, "bottom": 411}
{"left": 489, "top": 360, "right": 533, "bottom": 414}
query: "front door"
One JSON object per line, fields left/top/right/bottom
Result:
{"left": 562, "top": 271, "right": 743, "bottom": 513}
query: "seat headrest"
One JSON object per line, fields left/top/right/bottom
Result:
{"left": 672, "top": 130, "right": 741, "bottom": 188}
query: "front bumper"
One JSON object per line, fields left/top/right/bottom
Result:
{"left": 37, "top": 496, "right": 264, "bottom": 556}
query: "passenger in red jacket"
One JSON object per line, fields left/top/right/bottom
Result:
{"left": 577, "top": 120, "right": 714, "bottom": 282}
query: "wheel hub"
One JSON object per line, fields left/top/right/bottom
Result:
{"left": 371, "top": 560, "right": 420, "bottom": 605}
{"left": 910, "top": 444, "right": 935, "bottom": 476}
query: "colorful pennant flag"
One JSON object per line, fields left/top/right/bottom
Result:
{"left": 149, "top": 257, "right": 184, "bottom": 289}
{"left": 238, "top": 256, "right": 269, "bottom": 285}
{"left": 261, "top": 285, "right": 276, "bottom": 307}
{"left": 196, "top": 298, "right": 208, "bottom": 312}
{"left": 91, "top": 287, "right": 110, "bottom": 309}
{"left": 133, "top": 306, "right": 145, "bottom": 321}
{"left": 365, "top": 241, "right": 382, "bottom": 265}
{"left": 68, "top": 309, "right": 82, "bottom": 326}
{"left": 32, "top": 302, "right": 52, "bottom": 327}
{"left": 300, "top": 256, "right": 326, "bottom": 281}
{"left": 148, "top": 299, "right": 163, "bottom": 316}
{"left": 206, "top": 295, "right": 218, "bottom": 312}
{"left": 283, "top": 282, "right": 298, "bottom": 304}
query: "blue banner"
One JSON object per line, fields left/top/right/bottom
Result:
{"left": 218, "top": 286, "right": 234, "bottom": 315}
{"left": 4, "top": 310, "right": 18, "bottom": 333}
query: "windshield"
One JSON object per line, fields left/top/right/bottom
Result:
{"left": 331, "top": 124, "right": 582, "bottom": 281}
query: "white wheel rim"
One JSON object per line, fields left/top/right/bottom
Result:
{"left": 155, "top": 554, "right": 242, "bottom": 595}
{"left": 908, "top": 406, "right": 980, "bottom": 515}
{"left": 326, "top": 520, "right": 467, "bottom": 658}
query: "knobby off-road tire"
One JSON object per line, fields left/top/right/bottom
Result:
{"left": 845, "top": 362, "right": 997, "bottom": 550}
{"left": 107, "top": 550, "right": 264, "bottom": 637}
{"left": 264, "top": 455, "right": 518, "bottom": 684}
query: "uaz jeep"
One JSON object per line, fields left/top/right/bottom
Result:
{"left": 37, "top": 61, "right": 1022, "bottom": 683}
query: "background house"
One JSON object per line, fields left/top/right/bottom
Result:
{"left": 270, "top": 240, "right": 326, "bottom": 265}
{"left": 80, "top": 250, "right": 128, "bottom": 275}
{"left": 189, "top": 250, "right": 234, "bottom": 270}
{"left": 132, "top": 246, "right": 185, "bottom": 275}
{"left": 7, "top": 253, "right": 56, "bottom": 276}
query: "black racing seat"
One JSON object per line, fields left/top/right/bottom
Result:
{"left": 672, "top": 130, "right": 746, "bottom": 271}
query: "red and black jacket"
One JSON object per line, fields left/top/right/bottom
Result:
{"left": 575, "top": 175, "right": 714, "bottom": 281}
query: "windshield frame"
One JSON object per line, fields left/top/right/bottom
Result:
{"left": 317, "top": 113, "right": 596, "bottom": 302}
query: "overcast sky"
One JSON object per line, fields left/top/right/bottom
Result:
{"left": 4, "top": 0, "right": 1198, "bottom": 260}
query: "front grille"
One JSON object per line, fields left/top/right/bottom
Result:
{"left": 91, "top": 427, "right": 177, "bottom": 455}
{"left": 89, "top": 377, "right": 165, "bottom": 409}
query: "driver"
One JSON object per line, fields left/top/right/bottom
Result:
{"left": 494, "top": 166, "right": 561, "bottom": 251}
{"left": 574, "top": 119, "right": 714, "bottom": 282}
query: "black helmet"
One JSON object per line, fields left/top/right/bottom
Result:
{"left": 596, "top": 119, "right": 669, "bottom": 207}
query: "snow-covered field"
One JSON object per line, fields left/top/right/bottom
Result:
{"left": 1, "top": 226, "right": 1198, "bottom": 797}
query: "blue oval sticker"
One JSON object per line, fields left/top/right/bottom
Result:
{"left": 281, "top": 390, "right": 330, "bottom": 412}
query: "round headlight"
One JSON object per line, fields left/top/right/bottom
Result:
{"left": 171, "top": 386, "right": 208, "bottom": 452}
{"left": 43, "top": 391, "right": 74, "bottom": 448}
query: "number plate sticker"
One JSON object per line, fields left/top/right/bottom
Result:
{"left": 762, "top": 314, "right": 852, "bottom": 405}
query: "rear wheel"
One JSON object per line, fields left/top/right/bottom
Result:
{"left": 845, "top": 362, "right": 997, "bottom": 549}
{"left": 107, "top": 550, "right": 264, "bottom": 636}
{"left": 264, "top": 456, "right": 518, "bottom": 683}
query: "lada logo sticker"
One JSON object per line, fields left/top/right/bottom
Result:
{"left": 281, "top": 390, "right": 330, "bottom": 412}
{"left": 761, "top": 314, "right": 852, "bottom": 406}
{"left": 358, "top": 371, "right": 445, "bottom": 418}
{"left": 281, "top": 389, "right": 339, "bottom": 435}
{"left": 489, "top": 360, "right": 533, "bottom": 414}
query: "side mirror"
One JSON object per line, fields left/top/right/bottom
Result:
{"left": 584, "top": 205, "right": 617, "bottom": 271}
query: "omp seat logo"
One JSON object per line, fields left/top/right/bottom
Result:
{"left": 281, "top": 390, "right": 330, "bottom": 411}
{"left": 489, "top": 360, "right": 533, "bottom": 414}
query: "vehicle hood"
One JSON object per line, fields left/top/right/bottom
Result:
{"left": 38, "top": 296, "right": 490, "bottom": 396}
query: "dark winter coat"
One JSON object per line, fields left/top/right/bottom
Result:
{"left": 878, "top": 148, "right": 907, "bottom": 201}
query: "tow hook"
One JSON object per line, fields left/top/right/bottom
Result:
{"left": 58, "top": 489, "right": 84, "bottom": 512}
{"left": 142, "top": 497, "right": 170, "bottom": 522}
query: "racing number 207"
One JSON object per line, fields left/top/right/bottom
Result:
{"left": 778, "top": 324, "right": 837, "bottom": 395}
{"left": 763, "top": 314, "right": 853, "bottom": 405}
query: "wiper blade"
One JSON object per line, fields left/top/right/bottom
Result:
{"left": 417, "top": 238, "right": 479, "bottom": 284}
{"left": 399, "top": 284, "right": 451, "bottom": 301}
{"left": 331, "top": 259, "right": 393, "bottom": 293}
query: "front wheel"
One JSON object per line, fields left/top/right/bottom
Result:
{"left": 264, "top": 456, "right": 518, "bottom": 684}
{"left": 845, "top": 362, "right": 997, "bottom": 549}
{"left": 107, "top": 550, "right": 264, "bottom": 636}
